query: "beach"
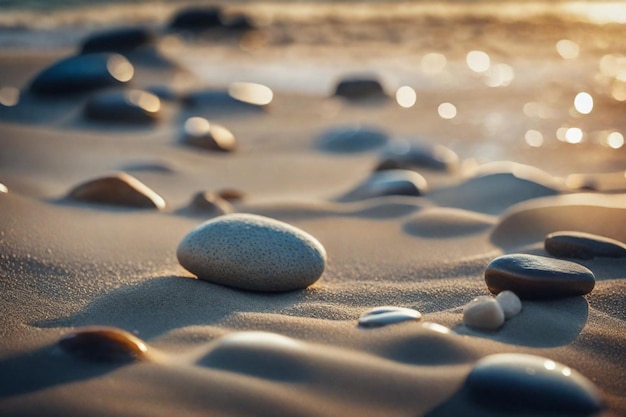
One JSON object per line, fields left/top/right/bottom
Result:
{"left": 0, "top": 1, "right": 625, "bottom": 416}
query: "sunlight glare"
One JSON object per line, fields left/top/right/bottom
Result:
{"left": 565, "top": 127, "right": 583, "bottom": 144}
{"left": 607, "top": 132, "right": 624, "bottom": 149}
{"left": 466, "top": 50, "right": 490, "bottom": 73}
{"left": 524, "top": 130, "right": 544, "bottom": 147}
{"left": 574, "top": 92, "right": 593, "bottom": 114}
{"left": 556, "top": 39, "right": 579, "bottom": 59}
{"left": 421, "top": 52, "right": 447, "bottom": 75}
{"left": 395, "top": 86, "right": 417, "bottom": 108}
{"left": 438, "top": 102, "right": 457, "bottom": 119}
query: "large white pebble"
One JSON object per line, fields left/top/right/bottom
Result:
{"left": 177, "top": 213, "right": 326, "bottom": 292}
{"left": 495, "top": 290, "right": 522, "bottom": 319}
{"left": 463, "top": 296, "right": 505, "bottom": 330}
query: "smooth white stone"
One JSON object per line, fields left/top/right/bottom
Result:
{"left": 358, "top": 306, "right": 422, "bottom": 327}
{"left": 463, "top": 296, "right": 505, "bottom": 330}
{"left": 495, "top": 290, "right": 522, "bottom": 319}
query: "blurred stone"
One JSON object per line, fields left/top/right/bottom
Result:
{"left": 80, "top": 27, "right": 156, "bottom": 54}
{"left": 84, "top": 89, "right": 161, "bottom": 124}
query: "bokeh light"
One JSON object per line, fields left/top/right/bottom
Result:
{"left": 421, "top": 52, "right": 447, "bottom": 75}
{"left": 565, "top": 127, "right": 583, "bottom": 144}
{"left": 0, "top": 86, "right": 19, "bottom": 107}
{"left": 555, "top": 39, "right": 579, "bottom": 59}
{"left": 128, "top": 90, "right": 160, "bottom": 113}
{"left": 484, "top": 63, "right": 515, "bottom": 87}
{"left": 466, "top": 50, "right": 490, "bottom": 73}
{"left": 395, "top": 86, "right": 416, "bottom": 108}
{"left": 574, "top": 92, "right": 593, "bottom": 114}
{"left": 524, "top": 130, "right": 544, "bottom": 147}
{"left": 607, "top": 132, "right": 624, "bottom": 149}
{"left": 107, "top": 55, "right": 134, "bottom": 83}
{"left": 438, "top": 102, "right": 457, "bottom": 119}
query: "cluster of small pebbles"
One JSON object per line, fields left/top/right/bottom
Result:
{"left": 463, "top": 291, "right": 521, "bottom": 330}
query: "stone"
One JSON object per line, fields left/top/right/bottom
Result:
{"left": 176, "top": 213, "right": 326, "bottom": 292}
{"left": 462, "top": 296, "right": 505, "bottom": 330}
{"left": 183, "top": 90, "right": 267, "bottom": 113}
{"left": 145, "top": 85, "right": 180, "bottom": 102}
{"left": 317, "top": 125, "right": 389, "bottom": 153}
{"left": 58, "top": 326, "right": 149, "bottom": 363}
{"left": 66, "top": 172, "right": 166, "bottom": 209}
{"left": 340, "top": 169, "right": 428, "bottom": 201}
{"left": 0, "top": 183, "right": 7, "bottom": 193}
{"left": 80, "top": 27, "right": 156, "bottom": 54}
{"left": 358, "top": 306, "right": 422, "bottom": 327}
{"left": 466, "top": 353, "right": 604, "bottom": 414}
{"left": 221, "top": 13, "right": 256, "bottom": 31}
{"left": 485, "top": 254, "right": 595, "bottom": 299}
{"left": 376, "top": 139, "right": 459, "bottom": 172}
{"left": 169, "top": 6, "right": 223, "bottom": 31}
{"left": 333, "top": 77, "right": 387, "bottom": 100}
{"left": 181, "top": 117, "right": 237, "bottom": 152}
{"left": 29, "top": 53, "right": 133, "bottom": 96}
{"left": 84, "top": 89, "right": 161, "bottom": 124}
{"left": 188, "top": 191, "right": 233, "bottom": 216}
{"left": 495, "top": 290, "right": 522, "bottom": 319}
{"left": 217, "top": 188, "right": 245, "bottom": 202}
{"left": 545, "top": 231, "right": 626, "bottom": 260}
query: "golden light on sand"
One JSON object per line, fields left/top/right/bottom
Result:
{"left": 438, "top": 102, "right": 457, "bottom": 119}
{"left": 565, "top": 127, "right": 583, "bottom": 144}
{"left": 484, "top": 63, "right": 515, "bottom": 87}
{"left": 128, "top": 90, "right": 160, "bottom": 113}
{"left": 421, "top": 52, "right": 447, "bottom": 75}
{"left": 228, "top": 82, "right": 273, "bottom": 106}
{"left": 107, "top": 55, "right": 134, "bottom": 83}
{"left": 556, "top": 39, "right": 579, "bottom": 59}
{"left": 611, "top": 80, "right": 626, "bottom": 101}
{"left": 0, "top": 86, "right": 19, "bottom": 107}
{"left": 466, "top": 50, "right": 490, "bottom": 73}
{"left": 524, "top": 130, "right": 544, "bottom": 147}
{"left": 607, "top": 132, "right": 624, "bottom": 149}
{"left": 395, "top": 86, "right": 416, "bottom": 108}
{"left": 184, "top": 117, "right": 211, "bottom": 136}
{"left": 574, "top": 92, "right": 593, "bottom": 114}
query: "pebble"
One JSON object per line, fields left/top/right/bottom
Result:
{"left": 376, "top": 139, "right": 459, "bottom": 172}
{"left": 495, "top": 290, "right": 522, "bottom": 319}
{"left": 333, "top": 77, "right": 387, "bottom": 100}
{"left": 341, "top": 169, "right": 428, "bottom": 201}
{"left": 358, "top": 306, "right": 422, "bottom": 327}
{"left": 181, "top": 117, "right": 237, "bottom": 152}
{"left": 462, "top": 296, "right": 505, "bottom": 330}
{"left": 66, "top": 172, "right": 166, "bottom": 209}
{"left": 217, "top": 188, "right": 245, "bottom": 202}
{"left": 29, "top": 53, "right": 134, "bottom": 96}
{"left": 188, "top": 191, "right": 233, "bottom": 216}
{"left": 168, "top": 6, "right": 223, "bottom": 31}
{"left": 317, "top": 125, "right": 389, "bottom": 153}
{"left": 545, "top": 230, "right": 626, "bottom": 260}
{"left": 84, "top": 89, "right": 161, "bottom": 124}
{"left": 183, "top": 90, "right": 267, "bottom": 113}
{"left": 80, "top": 27, "right": 156, "bottom": 54}
{"left": 466, "top": 353, "right": 604, "bottom": 414}
{"left": 58, "top": 326, "right": 149, "bottom": 363}
{"left": 176, "top": 213, "right": 326, "bottom": 292}
{"left": 0, "top": 183, "right": 7, "bottom": 193}
{"left": 485, "top": 254, "right": 595, "bottom": 299}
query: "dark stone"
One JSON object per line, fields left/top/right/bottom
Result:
{"left": 181, "top": 117, "right": 237, "bottom": 152}
{"left": 317, "top": 125, "right": 389, "bottom": 154}
{"left": 169, "top": 6, "right": 223, "bottom": 31}
{"left": 84, "top": 89, "right": 161, "bottom": 124}
{"left": 340, "top": 169, "right": 428, "bottom": 202}
{"left": 80, "top": 27, "right": 156, "bottom": 54}
{"left": 333, "top": 78, "right": 387, "bottom": 100}
{"left": 183, "top": 90, "right": 266, "bottom": 113}
{"left": 188, "top": 191, "right": 233, "bottom": 216}
{"left": 485, "top": 254, "right": 595, "bottom": 299}
{"left": 376, "top": 139, "right": 459, "bottom": 172}
{"left": 217, "top": 188, "right": 245, "bottom": 202}
{"left": 29, "top": 53, "right": 133, "bottom": 96}
{"left": 145, "top": 84, "right": 179, "bottom": 102}
{"left": 59, "top": 326, "right": 149, "bottom": 363}
{"left": 466, "top": 353, "right": 603, "bottom": 415}
{"left": 222, "top": 14, "right": 256, "bottom": 31}
{"left": 545, "top": 231, "right": 626, "bottom": 260}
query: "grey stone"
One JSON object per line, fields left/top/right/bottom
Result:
{"left": 545, "top": 231, "right": 626, "bottom": 260}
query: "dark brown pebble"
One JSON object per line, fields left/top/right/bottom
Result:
{"left": 58, "top": 326, "right": 148, "bottom": 363}
{"left": 80, "top": 27, "right": 156, "bottom": 54}
{"left": 217, "top": 188, "right": 245, "bottom": 202}
{"left": 333, "top": 78, "right": 387, "bottom": 101}
{"left": 545, "top": 231, "right": 626, "bottom": 260}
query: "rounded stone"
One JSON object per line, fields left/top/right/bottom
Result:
{"left": 80, "top": 27, "right": 156, "bottom": 54}
{"left": 66, "top": 172, "right": 165, "bottom": 209}
{"left": 181, "top": 117, "right": 237, "bottom": 152}
{"left": 317, "top": 125, "right": 389, "bottom": 154}
{"left": 29, "top": 53, "right": 133, "bottom": 96}
{"left": 0, "top": 183, "right": 7, "bottom": 193}
{"left": 376, "top": 139, "right": 459, "bottom": 172}
{"left": 217, "top": 188, "right": 245, "bottom": 202}
{"left": 333, "top": 77, "right": 387, "bottom": 100}
{"left": 84, "top": 89, "right": 161, "bottom": 124}
{"left": 58, "top": 326, "right": 149, "bottom": 363}
{"left": 183, "top": 90, "right": 266, "bottom": 113}
{"left": 462, "top": 296, "right": 505, "bottom": 330}
{"left": 188, "top": 191, "right": 233, "bottom": 216}
{"left": 169, "top": 6, "right": 223, "bottom": 31}
{"left": 176, "top": 213, "right": 327, "bottom": 292}
{"left": 485, "top": 254, "right": 595, "bottom": 299}
{"left": 358, "top": 306, "right": 422, "bottom": 328}
{"left": 341, "top": 169, "right": 428, "bottom": 201}
{"left": 466, "top": 353, "right": 604, "bottom": 414}
{"left": 545, "top": 231, "right": 626, "bottom": 260}
{"left": 495, "top": 290, "right": 522, "bottom": 319}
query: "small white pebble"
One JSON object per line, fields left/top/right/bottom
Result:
{"left": 495, "top": 290, "right": 522, "bottom": 319}
{"left": 463, "top": 296, "right": 505, "bottom": 330}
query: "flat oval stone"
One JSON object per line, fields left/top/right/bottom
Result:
{"left": 181, "top": 117, "right": 237, "bottom": 152}
{"left": 58, "top": 326, "right": 148, "bottom": 363}
{"left": 66, "top": 172, "right": 165, "bottom": 209}
{"left": 187, "top": 191, "right": 233, "bottom": 216}
{"left": 317, "top": 125, "right": 389, "bottom": 154}
{"left": 340, "top": 169, "right": 428, "bottom": 202}
{"left": 545, "top": 231, "right": 626, "bottom": 260}
{"left": 462, "top": 296, "right": 505, "bottom": 330}
{"left": 80, "top": 27, "right": 156, "bottom": 54}
{"left": 358, "top": 306, "right": 422, "bottom": 328}
{"left": 183, "top": 90, "right": 266, "bottom": 113}
{"left": 495, "top": 290, "right": 522, "bottom": 319}
{"left": 217, "top": 188, "right": 245, "bottom": 202}
{"left": 333, "top": 77, "right": 387, "bottom": 101}
{"left": 84, "top": 89, "right": 161, "bottom": 124}
{"left": 466, "top": 353, "right": 604, "bottom": 414}
{"left": 485, "top": 254, "right": 595, "bottom": 299}
{"left": 177, "top": 213, "right": 326, "bottom": 292}
{"left": 376, "top": 139, "right": 459, "bottom": 172}
{"left": 29, "top": 53, "right": 134, "bottom": 96}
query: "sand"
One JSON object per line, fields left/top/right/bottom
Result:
{"left": 0, "top": 3, "right": 625, "bottom": 416}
